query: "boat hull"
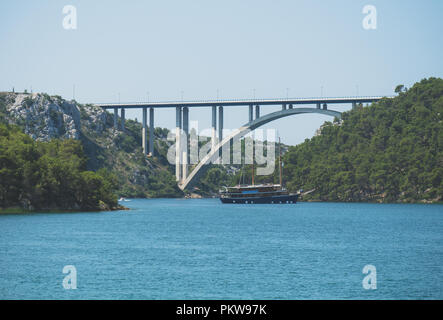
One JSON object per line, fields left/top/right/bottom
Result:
{"left": 220, "top": 193, "right": 299, "bottom": 204}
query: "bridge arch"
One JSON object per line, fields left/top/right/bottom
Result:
{"left": 179, "top": 107, "right": 341, "bottom": 190}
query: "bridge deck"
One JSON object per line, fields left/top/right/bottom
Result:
{"left": 97, "top": 96, "right": 385, "bottom": 109}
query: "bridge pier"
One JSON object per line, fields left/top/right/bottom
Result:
{"left": 218, "top": 106, "right": 224, "bottom": 141}
{"left": 352, "top": 102, "right": 356, "bottom": 110}
{"left": 149, "top": 108, "right": 154, "bottom": 156}
{"left": 323, "top": 103, "right": 327, "bottom": 110}
{"left": 183, "top": 107, "right": 189, "bottom": 174}
{"left": 218, "top": 106, "right": 224, "bottom": 146}
{"left": 212, "top": 106, "right": 217, "bottom": 151}
{"left": 282, "top": 104, "right": 286, "bottom": 110}
{"left": 182, "top": 150, "right": 188, "bottom": 183}
{"left": 249, "top": 105, "right": 253, "bottom": 122}
{"left": 142, "top": 108, "right": 147, "bottom": 155}
{"left": 316, "top": 103, "right": 321, "bottom": 109}
{"left": 289, "top": 104, "right": 293, "bottom": 109}
{"left": 121, "top": 108, "right": 125, "bottom": 131}
{"left": 255, "top": 105, "right": 260, "bottom": 119}
{"left": 114, "top": 107, "right": 118, "bottom": 128}
{"left": 175, "top": 106, "right": 182, "bottom": 182}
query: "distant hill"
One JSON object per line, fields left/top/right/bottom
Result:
{"left": 0, "top": 92, "right": 182, "bottom": 199}
{"left": 282, "top": 78, "right": 443, "bottom": 203}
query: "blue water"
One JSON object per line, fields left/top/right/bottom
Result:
{"left": 0, "top": 199, "right": 442, "bottom": 299}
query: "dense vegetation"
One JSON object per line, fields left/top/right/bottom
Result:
{"left": 281, "top": 78, "right": 443, "bottom": 203}
{"left": 1, "top": 77, "right": 441, "bottom": 205}
{"left": 0, "top": 123, "right": 120, "bottom": 211}
{"left": 79, "top": 115, "right": 182, "bottom": 198}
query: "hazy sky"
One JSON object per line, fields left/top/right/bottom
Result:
{"left": 1, "top": 0, "right": 442, "bottom": 145}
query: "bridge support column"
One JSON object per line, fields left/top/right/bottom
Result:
{"left": 114, "top": 107, "right": 118, "bottom": 128}
{"left": 142, "top": 108, "right": 147, "bottom": 155}
{"left": 211, "top": 106, "right": 217, "bottom": 151}
{"left": 182, "top": 151, "right": 188, "bottom": 184}
{"left": 218, "top": 106, "right": 223, "bottom": 142}
{"left": 316, "top": 103, "right": 321, "bottom": 109}
{"left": 323, "top": 103, "right": 327, "bottom": 110}
{"left": 218, "top": 106, "right": 224, "bottom": 158}
{"left": 289, "top": 104, "right": 293, "bottom": 109}
{"left": 149, "top": 108, "right": 154, "bottom": 156}
{"left": 282, "top": 104, "right": 286, "bottom": 110}
{"left": 255, "top": 105, "right": 260, "bottom": 119}
{"left": 352, "top": 102, "right": 356, "bottom": 110}
{"left": 121, "top": 108, "right": 125, "bottom": 131}
{"left": 175, "top": 106, "right": 182, "bottom": 182}
{"left": 249, "top": 104, "right": 253, "bottom": 122}
{"left": 182, "top": 107, "right": 189, "bottom": 178}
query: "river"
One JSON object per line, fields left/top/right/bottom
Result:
{"left": 0, "top": 199, "right": 442, "bottom": 299}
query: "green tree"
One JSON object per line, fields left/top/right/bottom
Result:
{"left": 395, "top": 84, "right": 405, "bottom": 94}
{"left": 281, "top": 78, "right": 443, "bottom": 203}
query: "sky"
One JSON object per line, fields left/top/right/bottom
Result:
{"left": 1, "top": 0, "right": 442, "bottom": 145}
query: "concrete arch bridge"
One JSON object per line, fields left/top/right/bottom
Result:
{"left": 97, "top": 96, "right": 383, "bottom": 190}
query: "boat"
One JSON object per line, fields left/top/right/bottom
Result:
{"left": 219, "top": 138, "right": 300, "bottom": 204}
{"left": 219, "top": 184, "right": 299, "bottom": 204}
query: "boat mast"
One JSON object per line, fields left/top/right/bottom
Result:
{"left": 279, "top": 137, "right": 283, "bottom": 187}
{"left": 252, "top": 140, "right": 255, "bottom": 185}
{"left": 238, "top": 166, "right": 243, "bottom": 186}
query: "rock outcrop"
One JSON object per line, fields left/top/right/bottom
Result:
{"left": 5, "top": 93, "right": 83, "bottom": 141}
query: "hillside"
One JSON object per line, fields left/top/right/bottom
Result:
{"left": 0, "top": 122, "right": 122, "bottom": 212}
{"left": 282, "top": 78, "right": 443, "bottom": 203}
{"left": 0, "top": 92, "right": 182, "bottom": 199}
{"left": 3, "top": 78, "right": 440, "bottom": 204}
{"left": 0, "top": 92, "right": 260, "bottom": 199}
{"left": 0, "top": 91, "right": 290, "bottom": 199}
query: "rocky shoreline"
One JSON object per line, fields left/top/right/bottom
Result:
{"left": 0, "top": 204, "right": 129, "bottom": 215}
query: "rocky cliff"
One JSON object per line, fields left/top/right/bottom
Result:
{"left": 4, "top": 93, "right": 81, "bottom": 141}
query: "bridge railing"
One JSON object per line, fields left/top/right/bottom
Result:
{"left": 95, "top": 96, "right": 389, "bottom": 107}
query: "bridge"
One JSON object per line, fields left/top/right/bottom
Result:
{"left": 96, "top": 96, "right": 384, "bottom": 190}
